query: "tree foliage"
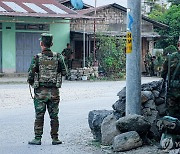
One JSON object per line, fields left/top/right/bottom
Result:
{"left": 96, "top": 35, "right": 126, "bottom": 78}
{"left": 149, "top": 5, "right": 180, "bottom": 48}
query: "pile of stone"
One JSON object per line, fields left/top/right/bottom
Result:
{"left": 88, "top": 79, "right": 169, "bottom": 152}
{"left": 68, "top": 67, "right": 98, "bottom": 81}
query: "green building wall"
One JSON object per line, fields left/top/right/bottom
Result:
{"left": 1, "top": 16, "right": 70, "bottom": 73}
{"left": 2, "top": 22, "right": 16, "bottom": 73}
{"left": 50, "top": 21, "right": 70, "bottom": 53}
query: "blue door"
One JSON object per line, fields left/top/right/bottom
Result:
{"left": 16, "top": 32, "right": 41, "bottom": 73}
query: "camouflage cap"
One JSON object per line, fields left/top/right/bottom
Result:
{"left": 39, "top": 33, "right": 53, "bottom": 44}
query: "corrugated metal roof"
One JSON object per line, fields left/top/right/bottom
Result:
{"left": 23, "top": 3, "right": 47, "bottom": 14}
{"left": 0, "top": 0, "right": 89, "bottom": 18}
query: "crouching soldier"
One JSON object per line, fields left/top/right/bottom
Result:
{"left": 27, "top": 33, "right": 67, "bottom": 145}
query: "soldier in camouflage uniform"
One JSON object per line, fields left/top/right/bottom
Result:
{"left": 27, "top": 33, "right": 67, "bottom": 145}
{"left": 157, "top": 40, "right": 180, "bottom": 150}
{"left": 62, "top": 43, "right": 73, "bottom": 69}
{"left": 144, "top": 50, "right": 153, "bottom": 76}
{"left": 161, "top": 39, "right": 180, "bottom": 119}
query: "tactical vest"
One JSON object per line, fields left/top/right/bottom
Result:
{"left": 38, "top": 52, "right": 58, "bottom": 84}
{"left": 168, "top": 52, "right": 180, "bottom": 88}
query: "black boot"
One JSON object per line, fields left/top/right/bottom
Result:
{"left": 28, "top": 138, "right": 41, "bottom": 145}
{"left": 52, "top": 138, "right": 62, "bottom": 145}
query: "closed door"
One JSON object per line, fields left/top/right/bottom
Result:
{"left": 16, "top": 32, "right": 41, "bottom": 73}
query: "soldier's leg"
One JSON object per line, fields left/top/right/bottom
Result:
{"left": 47, "top": 99, "right": 59, "bottom": 138}
{"left": 28, "top": 98, "right": 46, "bottom": 145}
{"left": 47, "top": 88, "right": 61, "bottom": 144}
{"left": 34, "top": 98, "right": 46, "bottom": 139}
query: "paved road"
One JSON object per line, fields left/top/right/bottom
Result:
{"left": 0, "top": 77, "right": 161, "bottom": 154}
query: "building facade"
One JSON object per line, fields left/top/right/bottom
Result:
{"left": 0, "top": 0, "right": 81, "bottom": 73}
{"left": 59, "top": 2, "right": 168, "bottom": 71}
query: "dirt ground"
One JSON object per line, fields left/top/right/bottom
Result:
{"left": 0, "top": 77, "right": 170, "bottom": 154}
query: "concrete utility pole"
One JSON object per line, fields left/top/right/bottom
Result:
{"left": 126, "top": 0, "right": 142, "bottom": 115}
{"left": 83, "top": 25, "right": 86, "bottom": 68}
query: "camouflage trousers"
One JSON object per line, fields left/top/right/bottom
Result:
{"left": 167, "top": 88, "right": 180, "bottom": 120}
{"left": 33, "top": 86, "right": 60, "bottom": 139}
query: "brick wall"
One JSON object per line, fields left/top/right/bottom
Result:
{"left": 71, "top": 6, "right": 154, "bottom": 34}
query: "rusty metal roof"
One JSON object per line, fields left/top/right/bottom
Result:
{"left": 0, "top": 0, "right": 93, "bottom": 19}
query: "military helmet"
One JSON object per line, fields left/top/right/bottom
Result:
{"left": 39, "top": 33, "right": 53, "bottom": 44}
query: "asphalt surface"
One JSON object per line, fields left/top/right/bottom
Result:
{"left": 0, "top": 77, "right": 161, "bottom": 154}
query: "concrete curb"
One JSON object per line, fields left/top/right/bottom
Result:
{"left": 0, "top": 77, "right": 27, "bottom": 84}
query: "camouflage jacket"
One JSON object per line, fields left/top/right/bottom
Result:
{"left": 161, "top": 52, "right": 180, "bottom": 88}
{"left": 62, "top": 48, "right": 73, "bottom": 59}
{"left": 27, "top": 49, "right": 67, "bottom": 87}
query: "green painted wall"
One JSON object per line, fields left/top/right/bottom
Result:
{"left": 2, "top": 22, "right": 16, "bottom": 73}
{"left": 0, "top": 16, "right": 70, "bottom": 73}
{"left": 50, "top": 21, "right": 70, "bottom": 53}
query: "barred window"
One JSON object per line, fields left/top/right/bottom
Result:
{"left": 16, "top": 23, "right": 49, "bottom": 31}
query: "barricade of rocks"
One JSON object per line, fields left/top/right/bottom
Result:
{"left": 88, "top": 79, "right": 168, "bottom": 152}
{"left": 68, "top": 67, "right": 98, "bottom": 80}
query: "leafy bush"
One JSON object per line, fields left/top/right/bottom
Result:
{"left": 96, "top": 34, "right": 126, "bottom": 78}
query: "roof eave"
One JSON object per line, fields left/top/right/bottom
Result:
{"left": 0, "top": 12, "right": 97, "bottom": 20}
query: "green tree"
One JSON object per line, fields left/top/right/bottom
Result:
{"left": 96, "top": 35, "right": 126, "bottom": 78}
{"left": 149, "top": 5, "right": 180, "bottom": 48}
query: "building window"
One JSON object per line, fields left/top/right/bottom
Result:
{"left": 0, "top": 23, "right": 2, "bottom": 29}
{"left": 16, "top": 23, "right": 49, "bottom": 31}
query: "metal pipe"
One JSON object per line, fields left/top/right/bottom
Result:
{"left": 83, "top": 25, "right": 86, "bottom": 68}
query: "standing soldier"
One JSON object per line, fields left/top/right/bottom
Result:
{"left": 27, "top": 33, "right": 67, "bottom": 145}
{"left": 161, "top": 38, "right": 180, "bottom": 119}
{"left": 62, "top": 43, "right": 74, "bottom": 69}
{"left": 144, "top": 50, "right": 153, "bottom": 76}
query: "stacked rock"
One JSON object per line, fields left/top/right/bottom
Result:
{"left": 68, "top": 67, "right": 99, "bottom": 80}
{"left": 88, "top": 79, "right": 168, "bottom": 152}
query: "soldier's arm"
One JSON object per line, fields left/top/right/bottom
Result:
{"left": 57, "top": 53, "right": 68, "bottom": 76}
{"left": 27, "top": 56, "right": 38, "bottom": 85}
{"left": 61, "top": 49, "right": 66, "bottom": 56}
